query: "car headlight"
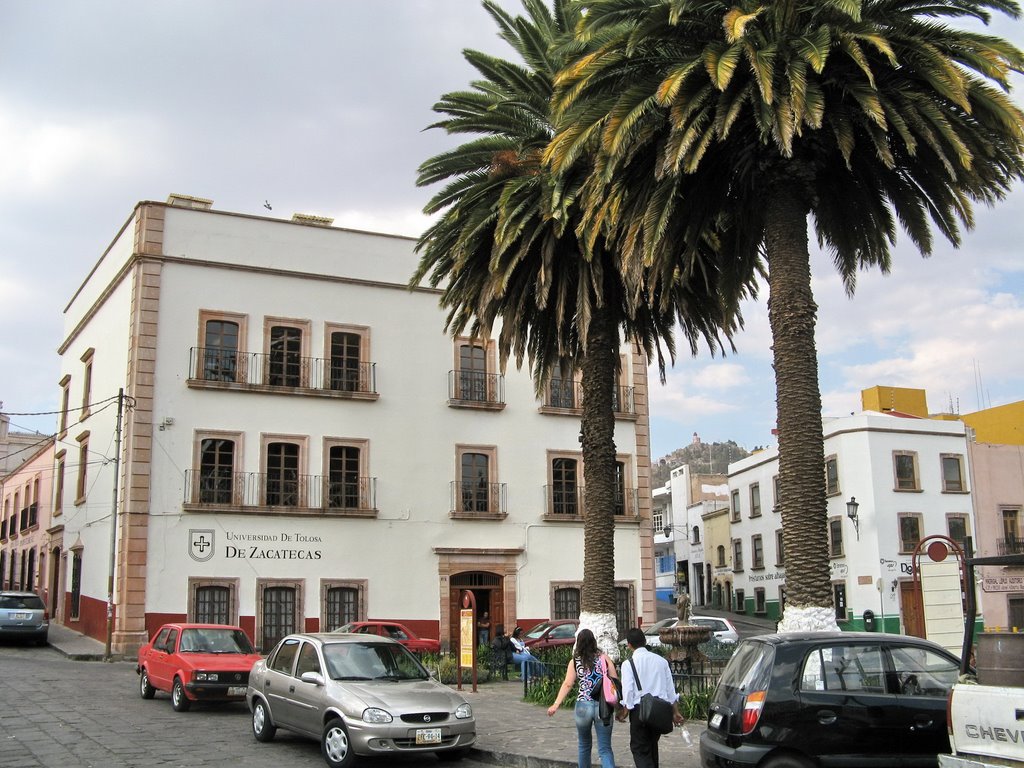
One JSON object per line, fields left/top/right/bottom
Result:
{"left": 362, "top": 708, "right": 393, "bottom": 724}
{"left": 455, "top": 703, "right": 472, "bottom": 719}
{"left": 194, "top": 672, "right": 219, "bottom": 682}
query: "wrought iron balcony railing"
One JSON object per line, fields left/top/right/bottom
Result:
{"left": 188, "top": 347, "right": 377, "bottom": 395}
{"left": 997, "top": 536, "right": 1024, "bottom": 555}
{"left": 544, "top": 382, "right": 636, "bottom": 415}
{"left": 543, "top": 485, "right": 638, "bottom": 518}
{"left": 448, "top": 370, "right": 505, "bottom": 406}
{"left": 449, "top": 481, "right": 507, "bottom": 517}
{"left": 183, "top": 470, "right": 376, "bottom": 513}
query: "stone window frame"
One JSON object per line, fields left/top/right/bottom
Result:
{"left": 749, "top": 483, "right": 761, "bottom": 518}
{"left": 898, "top": 512, "right": 924, "bottom": 554}
{"left": 751, "top": 533, "right": 764, "bottom": 570}
{"left": 190, "top": 430, "right": 244, "bottom": 506}
{"left": 263, "top": 316, "right": 313, "bottom": 387}
{"left": 58, "top": 374, "right": 71, "bottom": 438}
{"left": 322, "top": 322, "right": 372, "bottom": 392}
{"left": 775, "top": 528, "right": 785, "bottom": 566}
{"left": 260, "top": 433, "right": 309, "bottom": 507}
{"left": 825, "top": 454, "right": 840, "bottom": 497}
{"left": 828, "top": 516, "right": 845, "bottom": 558}
{"left": 322, "top": 436, "right": 373, "bottom": 513}
{"left": 453, "top": 444, "right": 501, "bottom": 518}
{"left": 198, "top": 309, "right": 249, "bottom": 383}
{"left": 75, "top": 431, "right": 90, "bottom": 505}
{"left": 940, "top": 453, "right": 967, "bottom": 493}
{"left": 80, "top": 348, "right": 94, "bottom": 419}
{"left": 187, "top": 577, "right": 240, "bottom": 624}
{"left": 893, "top": 450, "right": 921, "bottom": 492}
{"left": 256, "top": 577, "right": 305, "bottom": 653}
{"left": 732, "top": 538, "right": 744, "bottom": 572}
{"left": 320, "top": 578, "right": 367, "bottom": 631}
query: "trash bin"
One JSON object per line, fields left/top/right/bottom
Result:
{"left": 863, "top": 609, "right": 876, "bottom": 632}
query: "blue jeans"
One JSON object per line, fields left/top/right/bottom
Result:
{"left": 513, "top": 651, "right": 539, "bottom": 677}
{"left": 574, "top": 699, "right": 614, "bottom": 768}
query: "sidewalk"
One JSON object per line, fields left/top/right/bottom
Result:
{"left": 47, "top": 625, "right": 703, "bottom": 768}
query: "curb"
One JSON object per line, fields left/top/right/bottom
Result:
{"left": 470, "top": 746, "right": 575, "bottom": 768}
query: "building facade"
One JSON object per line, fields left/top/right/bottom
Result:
{"left": 1, "top": 438, "right": 56, "bottom": 613}
{"left": 726, "top": 409, "right": 975, "bottom": 633}
{"left": 56, "top": 196, "right": 655, "bottom": 654}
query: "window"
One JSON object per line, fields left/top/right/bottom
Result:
{"left": 1001, "top": 508, "right": 1021, "bottom": 555}
{"left": 717, "top": 545, "right": 726, "bottom": 567}
{"left": 801, "top": 644, "right": 886, "bottom": 693}
{"left": 189, "top": 579, "right": 238, "bottom": 625}
{"left": 258, "top": 580, "right": 302, "bottom": 652}
{"left": 80, "top": 348, "right": 94, "bottom": 417}
{"left": 734, "top": 589, "right": 745, "bottom": 612}
{"left": 652, "top": 509, "right": 664, "bottom": 533}
{"left": 199, "top": 438, "right": 235, "bottom": 504}
{"left": 773, "top": 474, "right": 781, "bottom": 512}
{"left": 268, "top": 325, "right": 304, "bottom": 387}
{"left": 75, "top": 432, "right": 90, "bottom": 504}
{"left": 775, "top": 529, "right": 785, "bottom": 565}
{"left": 54, "top": 451, "right": 66, "bottom": 515}
{"left": 614, "top": 586, "right": 633, "bottom": 639}
{"left": 295, "top": 641, "right": 322, "bottom": 678}
{"left": 732, "top": 539, "right": 744, "bottom": 571}
{"left": 750, "top": 483, "right": 761, "bottom": 517}
{"left": 548, "top": 368, "right": 577, "bottom": 409}
{"left": 731, "top": 489, "right": 741, "bottom": 521}
{"left": 899, "top": 514, "right": 923, "bottom": 554}
{"left": 833, "top": 582, "right": 847, "bottom": 622}
{"left": 268, "top": 637, "right": 300, "bottom": 674}
{"left": 58, "top": 375, "right": 71, "bottom": 436}
{"left": 328, "top": 445, "right": 361, "bottom": 509}
{"left": 752, "top": 534, "right": 764, "bottom": 569}
{"left": 829, "top": 517, "right": 844, "bottom": 557}
{"left": 947, "top": 515, "right": 969, "bottom": 552}
{"left": 692, "top": 526, "right": 700, "bottom": 544}
{"left": 264, "top": 440, "right": 303, "bottom": 507}
{"left": 203, "top": 319, "right": 240, "bottom": 381}
{"left": 550, "top": 456, "right": 579, "bottom": 516}
{"left": 893, "top": 451, "right": 919, "bottom": 491}
{"left": 322, "top": 580, "right": 365, "bottom": 631}
{"left": 889, "top": 644, "right": 959, "bottom": 697}
{"left": 941, "top": 454, "right": 965, "bottom": 492}
{"left": 553, "top": 586, "right": 581, "bottom": 620}
{"left": 825, "top": 455, "right": 839, "bottom": 496}
{"left": 755, "top": 588, "right": 766, "bottom": 614}
{"left": 458, "top": 448, "right": 492, "bottom": 513}
{"left": 614, "top": 460, "right": 628, "bottom": 516}
{"left": 325, "top": 331, "right": 357, "bottom": 391}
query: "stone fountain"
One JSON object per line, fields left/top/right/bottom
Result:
{"left": 658, "top": 592, "right": 712, "bottom": 673}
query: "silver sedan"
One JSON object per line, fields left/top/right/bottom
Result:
{"left": 247, "top": 633, "right": 475, "bottom": 767}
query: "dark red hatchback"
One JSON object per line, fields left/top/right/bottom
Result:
{"left": 701, "top": 631, "right": 961, "bottom": 768}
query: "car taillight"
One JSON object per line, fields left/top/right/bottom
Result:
{"left": 945, "top": 688, "right": 954, "bottom": 736}
{"left": 741, "top": 690, "right": 767, "bottom": 734}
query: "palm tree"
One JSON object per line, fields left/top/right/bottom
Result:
{"left": 412, "top": 0, "right": 741, "bottom": 649}
{"left": 550, "top": 0, "right": 1024, "bottom": 629}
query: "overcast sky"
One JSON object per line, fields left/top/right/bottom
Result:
{"left": 2, "top": 1, "right": 1023, "bottom": 463}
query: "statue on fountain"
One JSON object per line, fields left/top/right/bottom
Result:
{"left": 675, "top": 591, "right": 692, "bottom": 624}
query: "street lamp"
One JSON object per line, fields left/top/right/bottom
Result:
{"left": 846, "top": 496, "right": 860, "bottom": 540}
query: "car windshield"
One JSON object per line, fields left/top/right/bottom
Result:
{"left": 525, "top": 622, "right": 555, "bottom": 640}
{"left": 335, "top": 623, "right": 357, "bottom": 633}
{"left": 323, "top": 641, "right": 429, "bottom": 682}
{"left": 0, "top": 595, "right": 44, "bottom": 610}
{"left": 644, "top": 619, "right": 676, "bottom": 635}
{"left": 178, "top": 628, "right": 255, "bottom": 654}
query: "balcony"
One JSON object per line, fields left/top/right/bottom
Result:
{"left": 539, "top": 382, "right": 637, "bottom": 418}
{"left": 997, "top": 537, "right": 1024, "bottom": 555}
{"left": 542, "top": 485, "right": 639, "bottom": 520}
{"left": 187, "top": 347, "right": 378, "bottom": 400}
{"left": 447, "top": 370, "right": 505, "bottom": 410}
{"left": 183, "top": 470, "right": 377, "bottom": 517}
{"left": 449, "top": 481, "right": 507, "bottom": 520}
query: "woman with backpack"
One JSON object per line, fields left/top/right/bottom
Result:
{"left": 546, "top": 628, "right": 618, "bottom": 768}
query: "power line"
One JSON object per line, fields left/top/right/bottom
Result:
{"left": 1, "top": 393, "right": 133, "bottom": 417}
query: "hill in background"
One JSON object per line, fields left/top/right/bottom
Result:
{"left": 651, "top": 436, "right": 751, "bottom": 488}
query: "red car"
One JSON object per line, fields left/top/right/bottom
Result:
{"left": 334, "top": 621, "right": 441, "bottom": 654}
{"left": 136, "top": 623, "right": 263, "bottom": 712}
{"left": 522, "top": 619, "right": 579, "bottom": 650}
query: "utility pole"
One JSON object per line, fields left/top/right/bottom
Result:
{"left": 104, "top": 389, "right": 124, "bottom": 662}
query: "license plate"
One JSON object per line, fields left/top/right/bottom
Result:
{"left": 415, "top": 728, "right": 442, "bottom": 745}
{"left": 710, "top": 713, "right": 723, "bottom": 729}
{"left": 228, "top": 686, "right": 246, "bottom": 696}
{"left": 12, "top": 612, "right": 31, "bottom": 620}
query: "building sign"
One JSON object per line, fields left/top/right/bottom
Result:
{"left": 188, "top": 529, "right": 215, "bottom": 562}
{"left": 749, "top": 570, "right": 785, "bottom": 583}
{"left": 829, "top": 562, "right": 849, "bottom": 578}
{"left": 187, "top": 529, "right": 324, "bottom": 561}
{"left": 982, "top": 573, "right": 1024, "bottom": 592}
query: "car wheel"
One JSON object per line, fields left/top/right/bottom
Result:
{"left": 139, "top": 668, "right": 156, "bottom": 699}
{"left": 762, "top": 753, "right": 814, "bottom": 768}
{"left": 171, "top": 677, "right": 191, "bottom": 712}
{"left": 321, "top": 717, "right": 354, "bottom": 768}
{"left": 251, "top": 698, "right": 277, "bottom": 742}
{"left": 436, "top": 748, "right": 469, "bottom": 762}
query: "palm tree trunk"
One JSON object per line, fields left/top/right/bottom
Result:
{"left": 580, "top": 302, "right": 620, "bottom": 652}
{"left": 765, "top": 186, "right": 837, "bottom": 632}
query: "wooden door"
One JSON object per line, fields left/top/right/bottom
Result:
{"left": 900, "top": 580, "right": 925, "bottom": 638}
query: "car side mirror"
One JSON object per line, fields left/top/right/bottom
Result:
{"left": 300, "top": 671, "right": 325, "bottom": 686}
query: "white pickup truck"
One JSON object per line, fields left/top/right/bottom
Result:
{"left": 940, "top": 542, "right": 1024, "bottom": 768}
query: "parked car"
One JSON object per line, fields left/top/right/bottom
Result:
{"left": 136, "top": 623, "right": 263, "bottom": 712}
{"left": 701, "top": 631, "right": 961, "bottom": 767}
{"left": 333, "top": 621, "right": 440, "bottom": 655}
{"left": 689, "top": 615, "right": 740, "bottom": 644}
{"left": 638, "top": 617, "right": 679, "bottom": 648}
{"left": 522, "top": 619, "right": 579, "bottom": 650}
{"left": 248, "top": 632, "right": 475, "bottom": 767}
{"left": 0, "top": 591, "right": 49, "bottom": 645}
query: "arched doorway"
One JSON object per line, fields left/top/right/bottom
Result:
{"left": 49, "top": 545, "right": 63, "bottom": 620}
{"left": 449, "top": 572, "right": 503, "bottom": 650}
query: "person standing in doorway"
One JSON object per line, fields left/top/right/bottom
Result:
{"left": 617, "top": 627, "right": 684, "bottom": 768}
{"left": 546, "top": 628, "right": 618, "bottom": 768}
{"left": 477, "top": 610, "right": 491, "bottom": 648}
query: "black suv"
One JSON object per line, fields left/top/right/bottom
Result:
{"left": 701, "top": 631, "right": 961, "bottom": 768}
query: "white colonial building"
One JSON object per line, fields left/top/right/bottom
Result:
{"left": 54, "top": 195, "right": 655, "bottom": 654}
{"left": 726, "top": 407, "right": 975, "bottom": 634}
